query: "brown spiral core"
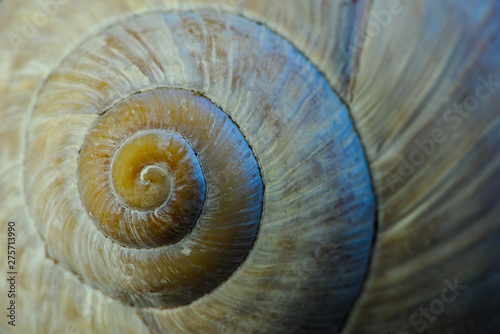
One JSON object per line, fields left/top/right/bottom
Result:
{"left": 79, "top": 126, "right": 206, "bottom": 248}
{"left": 110, "top": 131, "right": 203, "bottom": 213}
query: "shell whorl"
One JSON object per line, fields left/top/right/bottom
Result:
{"left": 75, "top": 88, "right": 263, "bottom": 307}
{"left": 22, "top": 10, "right": 374, "bottom": 332}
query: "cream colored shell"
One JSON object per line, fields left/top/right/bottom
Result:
{"left": 1, "top": 1, "right": 500, "bottom": 334}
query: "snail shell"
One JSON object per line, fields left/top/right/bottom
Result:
{"left": 1, "top": 0, "right": 500, "bottom": 334}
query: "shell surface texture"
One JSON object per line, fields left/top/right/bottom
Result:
{"left": 0, "top": 1, "right": 499, "bottom": 334}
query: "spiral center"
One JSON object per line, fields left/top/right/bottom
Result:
{"left": 79, "top": 126, "right": 206, "bottom": 248}
{"left": 111, "top": 132, "right": 175, "bottom": 211}
{"left": 139, "top": 165, "right": 173, "bottom": 206}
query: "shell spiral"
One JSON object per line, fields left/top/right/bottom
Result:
{"left": 21, "top": 9, "right": 374, "bottom": 333}
{"left": 2, "top": 1, "right": 500, "bottom": 334}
